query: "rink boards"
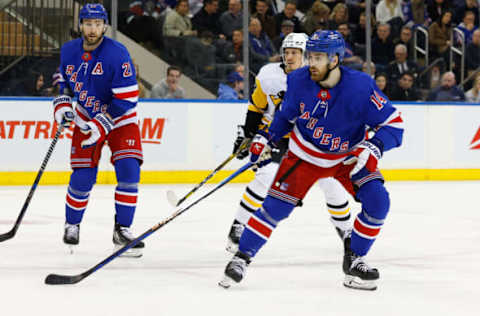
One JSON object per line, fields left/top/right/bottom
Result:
{"left": 0, "top": 98, "right": 479, "bottom": 184}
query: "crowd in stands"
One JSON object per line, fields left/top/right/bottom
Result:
{"left": 2, "top": 0, "right": 480, "bottom": 102}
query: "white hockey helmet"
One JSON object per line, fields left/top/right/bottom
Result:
{"left": 281, "top": 32, "right": 308, "bottom": 65}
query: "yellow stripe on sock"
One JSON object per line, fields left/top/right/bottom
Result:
{"left": 243, "top": 193, "right": 262, "bottom": 209}
{"left": 328, "top": 207, "right": 350, "bottom": 216}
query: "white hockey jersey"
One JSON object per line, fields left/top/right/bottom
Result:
{"left": 248, "top": 62, "right": 287, "bottom": 126}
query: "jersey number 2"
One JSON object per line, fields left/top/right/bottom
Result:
{"left": 122, "top": 62, "right": 132, "bottom": 77}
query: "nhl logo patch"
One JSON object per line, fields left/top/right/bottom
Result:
{"left": 317, "top": 89, "right": 331, "bottom": 101}
{"left": 81, "top": 52, "right": 92, "bottom": 62}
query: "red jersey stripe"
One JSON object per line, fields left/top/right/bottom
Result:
{"left": 291, "top": 131, "right": 351, "bottom": 160}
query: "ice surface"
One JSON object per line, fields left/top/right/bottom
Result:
{"left": 0, "top": 181, "right": 478, "bottom": 315}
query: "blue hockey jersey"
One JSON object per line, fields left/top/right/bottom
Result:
{"left": 58, "top": 36, "right": 139, "bottom": 129}
{"left": 269, "top": 66, "right": 404, "bottom": 167}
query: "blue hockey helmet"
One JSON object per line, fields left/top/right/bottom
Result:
{"left": 306, "top": 30, "right": 345, "bottom": 63}
{"left": 79, "top": 3, "right": 108, "bottom": 24}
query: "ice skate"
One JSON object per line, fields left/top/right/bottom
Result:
{"left": 218, "top": 251, "right": 251, "bottom": 289}
{"left": 335, "top": 227, "right": 352, "bottom": 242}
{"left": 63, "top": 222, "right": 79, "bottom": 254}
{"left": 113, "top": 222, "right": 144, "bottom": 258}
{"left": 342, "top": 238, "right": 379, "bottom": 290}
{"left": 226, "top": 220, "right": 245, "bottom": 254}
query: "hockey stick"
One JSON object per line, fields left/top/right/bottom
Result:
{"left": 0, "top": 123, "right": 66, "bottom": 243}
{"left": 44, "top": 161, "right": 254, "bottom": 285}
{"left": 166, "top": 138, "right": 251, "bottom": 207}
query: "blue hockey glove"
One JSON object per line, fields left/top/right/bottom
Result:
{"left": 249, "top": 130, "right": 276, "bottom": 167}
{"left": 80, "top": 113, "right": 114, "bottom": 148}
{"left": 350, "top": 138, "right": 383, "bottom": 177}
{"left": 53, "top": 95, "right": 75, "bottom": 126}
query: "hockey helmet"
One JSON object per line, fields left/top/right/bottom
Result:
{"left": 281, "top": 33, "right": 308, "bottom": 64}
{"left": 79, "top": 3, "right": 108, "bottom": 24}
{"left": 306, "top": 30, "right": 345, "bottom": 63}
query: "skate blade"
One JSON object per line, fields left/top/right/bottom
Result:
{"left": 114, "top": 244, "right": 143, "bottom": 258}
{"left": 218, "top": 275, "right": 234, "bottom": 289}
{"left": 225, "top": 240, "right": 239, "bottom": 254}
{"left": 343, "top": 275, "right": 377, "bottom": 291}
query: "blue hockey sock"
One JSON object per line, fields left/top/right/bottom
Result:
{"left": 352, "top": 180, "right": 390, "bottom": 256}
{"left": 239, "top": 195, "right": 295, "bottom": 257}
{"left": 114, "top": 158, "right": 140, "bottom": 227}
{"left": 65, "top": 168, "right": 97, "bottom": 224}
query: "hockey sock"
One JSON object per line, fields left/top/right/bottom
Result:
{"left": 235, "top": 186, "right": 265, "bottom": 225}
{"left": 239, "top": 195, "right": 295, "bottom": 257}
{"left": 351, "top": 180, "right": 390, "bottom": 256}
{"left": 327, "top": 201, "right": 352, "bottom": 232}
{"left": 66, "top": 167, "right": 97, "bottom": 224}
{"left": 234, "top": 163, "right": 278, "bottom": 225}
{"left": 114, "top": 158, "right": 140, "bottom": 227}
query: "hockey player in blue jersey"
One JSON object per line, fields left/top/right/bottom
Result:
{"left": 52, "top": 3, "right": 144, "bottom": 257}
{"left": 219, "top": 30, "right": 404, "bottom": 290}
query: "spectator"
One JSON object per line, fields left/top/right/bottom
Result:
{"left": 327, "top": 3, "right": 349, "bottom": 30}
{"left": 219, "top": 0, "right": 243, "bottom": 39}
{"left": 274, "top": 0, "right": 303, "bottom": 36}
{"left": 248, "top": 17, "right": 276, "bottom": 59}
{"left": 362, "top": 61, "right": 376, "bottom": 78}
{"left": 301, "top": 0, "right": 330, "bottom": 35}
{"left": 376, "top": 0, "right": 404, "bottom": 39}
{"left": 456, "top": 10, "right": 478, "bottom": 45}
{"left": 352, "top": 11, "right": 369, "bottom": 47}
{"left": 192, "top": 0, "right": 223, "bottom": 37}
{"left": 151, "top": 66, "right": 186, "bottom": 99}
{"left": 387, "top": 43, "right": 420, "bottom": 83}
{"left": 16, "top": 71, "right": 47, "bottom": 96}
{"left": 428, "top": 10, "right": 453, "bottom": 63}
{"left": 453, "top": 0, "right": 479, "bottom": 25}
{"left": 427, "top": 0, "right": 451, "bottom": 25}
{"left": 218, "top": 29, "right": 244, "bottom": 63}
{"left": 273, "top": 20, "right": 295, "bottom": 51}
{"left": 346, "top": 0, "right": 367, "bottom": 25}
{"left": 337, "top": 23, "right": 363, "bottom": 70}
{"left": 376, "top": 0, "right": 403, "bottom": 24}
{"left": 426, "top": 71, "right": 466, "bottom": 101}
{"left": 465, "top": 75, "right": 480, "bottom": 102}
{"left": 218, "top": 71, "right": 244, "bottom": 100}
{"left": 393, "top": 25, "right": 415, "bottom": 61}
{"left": 375, "top": 72, "right": 392, "bottom": 98}
{"left": 372, "top": 23, "right": 395, "bottom": 71}
{"left": 466, "top": 29, "right": 480, "bottom": 75}
{"left": 390, "top": 71, "right": 422, "bottom": 101}
{"left": 252, "top": 0, "right": 277, "bottom": 41}
{"left": 235, "top": 63, "right": 245, "bottom": 78}
{"left": 163, "top": 0, "right": 197, "bottom": 37}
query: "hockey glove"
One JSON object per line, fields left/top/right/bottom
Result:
{"left": 80, "top": 113, "right": 114, "bottom": 149}
{"left": 350, "top": 138, "right": 384, "bottom": 177}
{"left": 233, "top": 125, "right": 251, "bottom": 159}
{"left": 249, "top": 130, "right": 276, "bottom": 167}
{"left": 53, "top": 95, "right": 75, "bottom": 126}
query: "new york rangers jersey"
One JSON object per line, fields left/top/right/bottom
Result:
{"left": 58, "top": 36, "right": 139, "bottom": 129}
{"left": 269, "top": 66, "right": 404, "bottom": 167}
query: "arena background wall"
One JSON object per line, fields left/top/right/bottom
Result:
{"left": 0, "top": 98, "right": 479, "bottom": 185}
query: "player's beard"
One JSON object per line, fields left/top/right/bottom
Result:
{"left": 83, "top": 32, "right": 103, "bottom": 48}
{"left": 309, "top": 65, "right": 329, "bottom": 82}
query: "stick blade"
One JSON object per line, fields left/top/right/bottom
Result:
{"left": 0, "top": 230, "right": 14, "bottom": 242}
{"left": 45, "top": 273, "right": 84, "bottom": 285}
{"left": 166, "top": 190, "right": 178, "bottom": 207}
